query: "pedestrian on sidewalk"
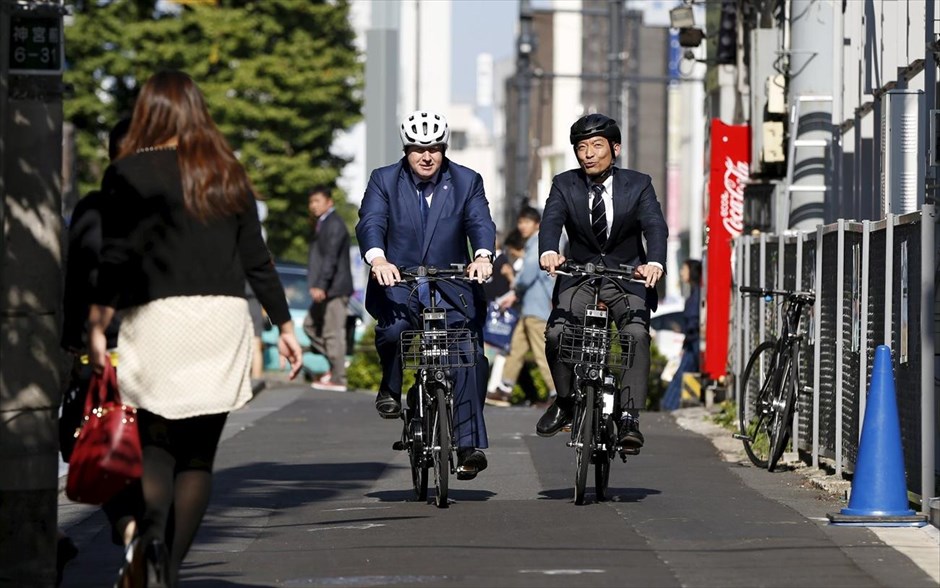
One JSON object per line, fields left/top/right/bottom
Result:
{"left": 482, "top": 231, "right": 520, "bottom": 401}
{"left": 59, "top": 117, "right": 144, "bottom": 586}
{"left": 660, "top": 259, "right": 701, "bottom": 411}
{"left": 304, "top": 186, "right": 354, "bottom": 392}
{"left": 489, "top": 207, "right": 556, "bottom": 406}
{"left": 88, "top": 70, "right": 303, "bottom": 587}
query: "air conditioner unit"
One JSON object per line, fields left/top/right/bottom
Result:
{"left": 881, "top": 90, "right": 924, "bottom": 216}
{"left": 766, "top": 75, "right": 786, "bottom": 114}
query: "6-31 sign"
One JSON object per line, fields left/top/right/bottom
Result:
{"left": 9, "top": 13, "right": 64, "bottom": 75}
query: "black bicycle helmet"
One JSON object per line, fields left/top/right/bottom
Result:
{"left": 569, "top": 113, "right": 621, "bottom": 146}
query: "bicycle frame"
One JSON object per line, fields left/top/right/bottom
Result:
{"left": 397, "top": 265, "right": 478, "bottom": 507}
{"left": 737, "top": 286, "right": 815, "bottom": 471}
{"left": 554, "top": 262, "right": 639, "bottom": 504}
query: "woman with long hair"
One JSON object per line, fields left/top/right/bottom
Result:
{"left": 88, "top": 70, "right": 303, "bottom": 587}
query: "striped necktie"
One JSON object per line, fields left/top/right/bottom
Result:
{"left": 591, "top": 183, "right": 607, "bottom": 247}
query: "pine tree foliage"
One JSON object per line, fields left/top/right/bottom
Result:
{"left": 65, "top": 0, "right": 363, "bottom": 261}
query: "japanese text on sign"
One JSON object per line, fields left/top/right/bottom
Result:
{"left": 9, "top": 14, "right": 63, "bottom": 74}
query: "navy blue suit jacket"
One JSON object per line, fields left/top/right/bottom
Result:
{"left": 539, "top": 166, "right": 668, "bottom": 311}
{"left": 356, "top": 158, "right": 496, "bottom": 320}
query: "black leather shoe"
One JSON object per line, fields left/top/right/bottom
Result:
{"left": 375, "top": 391, "right": 401, "bottom": 419}
{"left": 618, "top": 415, "right": 645, "bottom": 450}
{"left": 456, "top": 448, "right": 487, "bottom": 480}
{"left": 536, "top": 401, "right": 572, "bottom": 437}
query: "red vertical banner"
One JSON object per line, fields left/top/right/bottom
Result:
{"left": 702, "top": 120, "right": 749, "bottom": 381}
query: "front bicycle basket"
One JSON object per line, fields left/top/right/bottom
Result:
{"left": 559, "top": 324, "right": 637, "bottom": 372}
{"left": 400, "top": 329, "right": 477, "bottom": 370}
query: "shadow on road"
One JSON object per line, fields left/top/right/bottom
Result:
{"left": 366, "top": 488, "right": 498, "bottom": 502}
{"left": 538, "top": 487, "right": 661, "bottom": 502}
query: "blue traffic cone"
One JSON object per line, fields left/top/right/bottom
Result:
{"left": 828, "top": 345, "right": 926, "bottom": 526}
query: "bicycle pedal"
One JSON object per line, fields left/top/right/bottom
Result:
{"left": 732, "top": 433, "right": 752, "bottom": 442}
{"left": 619, "top": 447, "right": 640, "bottom": 457}
{"left": 392, "top": 441, "right": 405, "bottom": 451}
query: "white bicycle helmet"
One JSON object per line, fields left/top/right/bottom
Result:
{"left": 399, "top": 110, "right": 450, "bottom": 148}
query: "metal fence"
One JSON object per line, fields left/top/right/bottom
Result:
{"left": 730, "top": 206, "right": 938, "bottom": 508}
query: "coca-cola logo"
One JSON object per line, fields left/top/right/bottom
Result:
{"left": 721, "top": 156, "right": 747, "bottom": 237}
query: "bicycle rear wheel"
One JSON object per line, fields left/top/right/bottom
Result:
{"left": 739, "top": 341, "right": 778, "bottom": 469}
{"left": 574, "top": 384, "right": 594, "bottom": 505}
{"left": 432, "top": 387, "right": 451, "bottom": 508}
{"left": 767, "top": 354, "right": 795, "bottom": 472}
{"left": 594, "top": 413, "right": 614, "bottom": 501}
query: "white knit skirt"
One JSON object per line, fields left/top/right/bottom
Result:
{"left": 117, "top": 296, "right": 253, "bottom": 419}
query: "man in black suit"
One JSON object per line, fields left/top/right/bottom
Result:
{"left": 305, "top": 186, "right": 354, "bottom": 392}
{"left": 536, "top": 114, "right": 668, "bottom": 452}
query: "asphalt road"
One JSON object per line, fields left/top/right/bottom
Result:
{"left": 59, "top": 383, "right": 939, "bottom": 588}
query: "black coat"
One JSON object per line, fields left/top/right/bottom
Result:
{"left": 307, "top": 210, "right": 353, "bottom": 298}
{"left": 539, "top": 166, "right": 668, "bottom": 310}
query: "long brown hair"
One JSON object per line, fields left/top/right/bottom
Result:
{"left": 119, "top": 70, "right": 252, "bottom": 221}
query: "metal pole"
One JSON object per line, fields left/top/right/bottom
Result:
{"left": 919, "top": 204, "right": 936, "bottom": 511}
{"left": 414, "top": 0, "right": 420, "bottom": 109}
{"left": 924, "top": 0, "right": 937, "bottom": 205}
{"left": 607, "top": 0, "right": 622, "bottom": 124}
{"left": 835, "top": 219, "right": 845, "bottom": 475}
{"left": 812, "top": 225, "right": 823, "bottom": 468}
{"left": 514, "top": 0, "right": 534, "bottom": 211}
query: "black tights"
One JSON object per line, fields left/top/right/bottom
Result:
{"left": 136, "top": 411, "right": 228, "bottom": 584}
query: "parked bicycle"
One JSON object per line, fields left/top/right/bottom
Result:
{"left": 554, "top": 261, "right": 640, "bottom": 505}
{"left": 393, "top": 265, "right": 478, "bottom": 508}
{"left": 734, "top": 286, "right": 815, "bottom": 471}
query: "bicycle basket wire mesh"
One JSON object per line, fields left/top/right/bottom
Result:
{"left": 400, "top": 329, "right": 477, "bottom": 370}
{"left": 559, "top": 324, "right": 636, "bottom": 371}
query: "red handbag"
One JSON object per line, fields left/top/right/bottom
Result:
{"left": 65, "top": 361, "right": 142, "bottom": 505}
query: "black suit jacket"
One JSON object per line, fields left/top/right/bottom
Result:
{"left": 308, "top": 211, "right": 353, "bottom": 298}
{"left": 539, "top": 166, "right": 668, "bottom": 311}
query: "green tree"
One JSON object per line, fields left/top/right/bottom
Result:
{"left": 64, "top": 0, "right": 363, "bottom": 261}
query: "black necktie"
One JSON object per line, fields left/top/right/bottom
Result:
{"left": 591, "top": 184, "right": 607, "bottom": 247}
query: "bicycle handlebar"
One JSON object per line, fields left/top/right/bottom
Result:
{"left": 398, "top": 265, "right": 477, "bottom": 284}
{"left": 740, "top": 285, "right": 815, "bottom": 303}
{"left": 553, "top": 261, "right": 644, "bottom": 283}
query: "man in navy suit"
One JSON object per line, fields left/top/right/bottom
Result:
{"left": 356, "top": 110, "right": 496, "bottom": 479}
{"left": 536, "top": 113, "right": 668, "bottom": 452}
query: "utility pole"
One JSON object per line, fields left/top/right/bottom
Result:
{"left": 513, "top": 0, "right": 535, "bottom": 215}
{"left": 607, "top": 0, "right": 623, "bottom": 128}
{"left": 0, "top": 0, "right": 68, "bottom": 585}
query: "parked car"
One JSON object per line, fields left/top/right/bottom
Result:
{"left": 261, "top": 262, "right": 371, "bottom": 379}
{"left": 650, "top": 302, "right": 685, "bottom": 372}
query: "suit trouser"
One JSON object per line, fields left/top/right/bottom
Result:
{"left": 304, "top": 295, "right": 349, "bottom": 384}
{"left": 501, "top": 316, "right": 556, "bottom": 392}
{"left": 545, "top": 283, "right": 651, "bottom": 412}
{"left": 374, "top": 302, "right": 489, "bottom": 450}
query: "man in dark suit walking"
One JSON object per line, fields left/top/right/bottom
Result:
{"left": 305, "top": 186, "right": 354, "bottom": 392}
{"left": 356, "top": 110, "right": 496, "bottom": 479}
{"left": 536, "top": 113, "right": 668, "bottom": 452}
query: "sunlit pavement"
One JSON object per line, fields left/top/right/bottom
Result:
{"left": 58, "top": 382, "right": 939, "bottom": 587}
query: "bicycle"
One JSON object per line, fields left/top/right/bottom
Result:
{"left": 554, "top": 261, "right": 640, "bottom": 505}
{"left": 733, "top": 286, "right": 815, "bottom": 471}
{"left": 394, "top": 265, "right": 478, "bottom": 508}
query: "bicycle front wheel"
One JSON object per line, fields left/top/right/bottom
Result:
{"left": 594, "top": 413, "right": 614, "bottom": 501}
{"left": 432, "top": 387, "right": 451, "bottom": 508}
{"left": 574, "top": 385, "right": 595, "bottom": 505}
{"left": 408, "top": 415, "right": 429, "bottom": 501}
{"left": 767, "top": 353, "right": 795, "bottom": 472}
{"left": 739, "top": 341, "right": 778, "bottom": 469}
